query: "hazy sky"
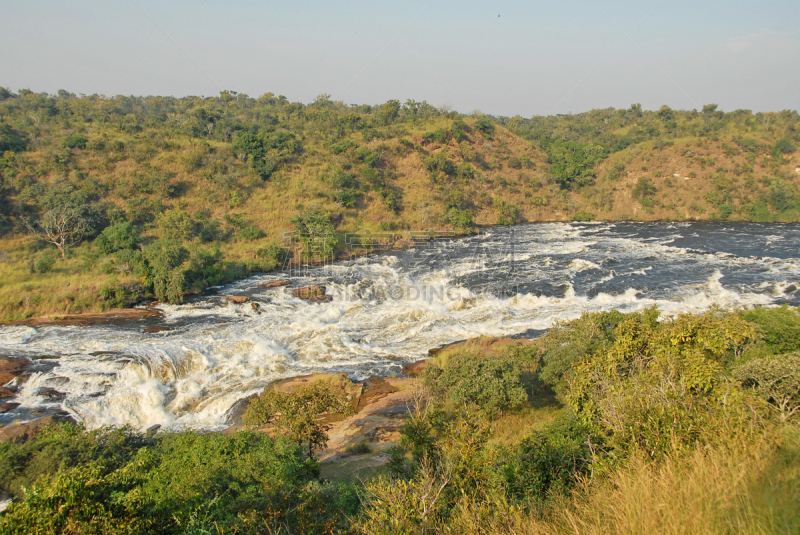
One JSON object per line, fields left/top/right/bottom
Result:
{"left": 2, "top": 0, "right": 799, "bottom": 116}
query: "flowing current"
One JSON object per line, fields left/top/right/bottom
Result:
{"left": 2, "top": 222, "right": 799, "bottom": 431}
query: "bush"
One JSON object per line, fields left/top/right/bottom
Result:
{"left": 504, "top": 417, "right": 594, "bottom": 500}
{"left": 633, "top": 176, "right": 656, "bottom": 198}
{"left": 63, "top": 134, "right": 88, "bottom": 149}
{"left": 573, "top": 210, "right": 595, "bottom": 221}
{"left": 32, "top": 252, "right": 56, "bottom": 273}
{"left": 739, "top": 305, "right": 800, "bottom": 355}
{"left": 95, "top": 221, "right": 139, "bottom": 254}
{"left": 0, "top": 425, "right": 331, "bottom": 534}
{"left": 473, "top": 115, "right": 495, "bottom": 135}
{"left": 243, "top": 380, "right": 355, "bottom": 458}
{"left": 493, "top": 198, "right": 521, "bottom": 225}
{"left": 425, "top": 352, "right": 527, "bottom": 416}
{"left": 567, "top": 309, "right": 757, "bottom": 459}
{"left": 444, "top": 207, "right": 473, "bottom": 231}
{"left": 734, "top": 354, "right": 800, "bottom": 420}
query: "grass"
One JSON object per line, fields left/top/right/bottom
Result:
{"left": 537, "top": 429, "right": 800, "bottom": 535}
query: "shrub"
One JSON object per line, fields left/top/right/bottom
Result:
{"left": 473, "top": 115, "right": 495, "bottom": 135}
{"left": 243, "top": 380, "right": 355, "bottom": 457}
{"left": 63, "top": 135, "right": 88, "bottom": 149}
{"left": 633, "top": 176, "right": 656, "bottom": 198}
{"left": 444, "top": 207, "right": 473, "bottom": 231}
{"left": 573, "top": 210, "right": 595, "bottom": 221}
{"left": 504, "top": 416, "right": 594, "bottom": 500}
{"left": 95, "top": 221, "right": 139, "bottom": 254}
{"left": 739, "top": 305, "right": 800, "bottom": 355}
{"left": 734, "top": 354, "right": 800, "bottom": 420}
{"left": 0, "top": 425, "right": 329, "bottom": 534}
{"left": 493, "top": 198, "right": 521, "bottom": 225}
{"left": 425, "top": 351, "right": 527, "bottom": 416}
{"left": 32, "top": 252, "right": 56, "bottom": 273}
{"left": 567, "top": 309, "right": 757, "bottom": 460}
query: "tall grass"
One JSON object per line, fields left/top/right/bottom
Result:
{"left": 534, "top": 429, "right": 800, "bottom": 535}
{"left": 437, "top": 427, "right": 800, "bottom": 535}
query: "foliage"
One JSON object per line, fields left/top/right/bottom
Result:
{"left": 734, "top": 353, "right": 800, "bottom": 420}
{"left": 291, "top": 209, "right": 337, "bottom": 259}
{"left": 243, "top": 379, "right": 355, "bottom": 457}
{"left": 572, "top": 210, "right": 595, "bottom": 221}
{"left": 503, "top": 416, "right": 594, "bottom": 500}
{"left": 0, "top": 425, "right": 347, "bottom": 534}
{"left": 424, "top": 351, "right": 528, "bottom": 416}
{"left": 0, "top": 123, "right": 27, "bottom": 152}
{"left": 543, "top": 139, "right": 607, "bottom": 189}
{"left": 567, "top": 309, "right": 757, "bottom": 459}
{"left": 444, "top": 207, "right": 473, "bottom": 231}
{"left": 739, "top": 305, "right": 800, "bottom": 355}
{"left": 63, "top": 134, "right": 88, "bottom": 149}
{"left": 94, "top": 221, "right": 139, "bottom": 254}
{"left": 493, "top": 198, "right": 521, "bottom": 225}
{"left": 537, "top": 309, "right": 639, "bottom": 398}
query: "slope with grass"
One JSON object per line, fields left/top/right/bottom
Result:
{"left": 1, "top": 89, "right": 799, "bottom": 318}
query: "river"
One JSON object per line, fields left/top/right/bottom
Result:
{"left": 1, "top": 221, "right": 799, "bottom": 430}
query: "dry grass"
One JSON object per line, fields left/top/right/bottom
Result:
{"left": 515, "top": 428, "right": 800, "bottom": 535}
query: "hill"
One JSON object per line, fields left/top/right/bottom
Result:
{"left": 0, "top": 88, "right": 798, "bottom": 318}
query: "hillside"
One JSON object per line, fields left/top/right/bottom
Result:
{"left": 0, "top": 88, "right": 799, "bottom": 319}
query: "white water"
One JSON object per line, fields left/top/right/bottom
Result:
{"left": 1, "top": 222, "right": 798, "bottom": 430}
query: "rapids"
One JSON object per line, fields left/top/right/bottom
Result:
{"left": 1, "top": 221, "right": 799, "bottom": 430}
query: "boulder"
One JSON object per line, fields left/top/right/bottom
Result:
{"left": 292, "top": 285, "right": 329, "bottom": 300}
{"left": 0, "top": 413, "right": 76, "bottom": 444}
{"left": 143, "top": 325, "right": 170, "bottom": 334}
{"left": 401, "top": 359, "right": 428, "bottom": 377}
{"left": 251, "top": 302, "right": 261, "bottom": 310}
{"left": 226, "top": 296, "right": 250, "bottom": 304}
{"left": 260, "top": 280, "right": 291, "bottom": 288}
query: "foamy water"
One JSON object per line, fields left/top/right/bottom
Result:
{"left": 1, "top": 222, "right": 798, "bottom": 430}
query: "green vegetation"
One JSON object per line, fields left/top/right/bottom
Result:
{"left": 4, "top": 306, "right": 798, "bottom": 533}
{"left": 0, "top": 88, "right": 798, "bottom": 320}
{"left": 243, "top": 379, "right": 355, "bottom": 458}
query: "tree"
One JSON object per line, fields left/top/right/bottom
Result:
{"left": 243, "top": 380, "right": 354, "bottom": 458}
{"left": 95, "top": 221, "right": 139, "bottom": 253}
{"left": 25, "top": 206, "right": 89, "bottom": 259}
{"left": 0, "top": 123, "right": 27, "bottom": 152}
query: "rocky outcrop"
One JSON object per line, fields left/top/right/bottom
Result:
{"left": 260, "top": 280, "right": 291, "bottom": 288}
{"left": 226, "top": 296, "right": 250, "bottom": 304}
{"left": 291, "top": 285, "right": 332, "bottom": 302}
{"left": 401, "top": 359, "right": 428, "bottom": 377}
{"left": 0, "top": 413, "right": 76, "bottom": 444}
{"left": 1, "top": 308, "right": 163, "bottom": 327}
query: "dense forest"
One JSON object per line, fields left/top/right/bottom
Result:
{"left": 0, "top": 87, "right": 799, "bottom": 319}
{"left": 1, "top": 305, "right": 798, "bottom": 533}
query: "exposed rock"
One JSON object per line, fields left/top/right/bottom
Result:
{"left": 0, "top": 357, "right": 30, "bottom": 387}
{"left": 143, "top": 325, "right": 170, "bottom": 334}
{"left": 319, "top": 377, "right": 415, "bottom": 462}
{"left": 785, "top": 284, "right": 797, "bottom": 294}
{"left": 0, "top": 413, "right": 76, "bottom": 444}
{"left": 0, "top": 402, "right": 20, "bottom": 414}
{"left": 401, "top": 359, "right": 428, "bottom": 377}
{"left": 292, "top": 284, "right": 333, "bottom": 301}
{"left": 0, "top": 388, "right": 14, "bottom": 398}
{"left": 260, "top": 280, "right": 291, "bottom": 288}
{"left": 226, "top": 295, "right": 250, "bottom": 304}
{"left": 251, "top": 302, "right": 260, "bottom": 310}
{"left": 1, "top": 308, "right": 163, "bottom": 327}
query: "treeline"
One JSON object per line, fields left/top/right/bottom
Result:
{"left": 1, "top": 305, "right": 798, "bottom": 533}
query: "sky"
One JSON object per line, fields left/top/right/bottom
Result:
{"left": 1, "top": 0, "right": 799, "bottom": 117}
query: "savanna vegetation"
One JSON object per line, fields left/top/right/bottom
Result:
{"left": 1, "top": 88, "right": 799, "bottom": 319}
{"left": 2, "top": 305, "right": 799, "bottom": 534}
